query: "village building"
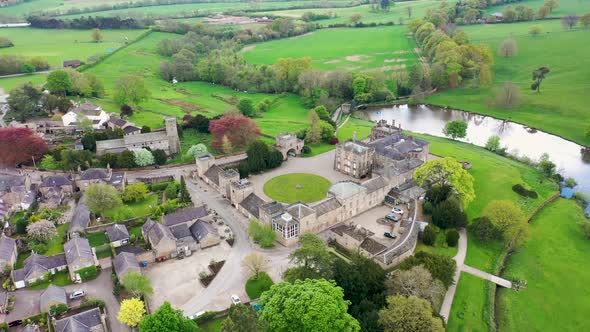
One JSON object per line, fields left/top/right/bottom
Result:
{"left": 54, "top": 307, "right": 106, "bottom": 332}
{"left": 274, "top": 133, "right": 304, "bottom": 160}
{"left": 63, "top": 60, "right": 81, "bottom": 68}
{"left": 40, "top": 284, "right": 67, "bottom": 312}
{"left": 64, "top": 237, "right": 97, "bottom": 283}
{"left": 12, "top": 253, "right": 68, "bottom": 289}
{"left": 62, "top": 102, "right": 110, "bottom": 130}
{"left": 96, "top": 117, "right": 180, "bottom": 156}
{"left": 112, "top": 252, "right": 140, "bottom": 281}
{"left": 106, "top": 224, "right": 130, "bottom": 247}
{"left": 142, "top": 219, "right": 177, "bottom": 261}
{"left": 0, "top": 235, "right": 17, "bottom": 271}
{"left": 69, "top": 199, "right": 91, "bottom": 236}
{"left": 76, "top": 167, "right": 125, "bottom": 191}
{"left": 39, "top": 175, "right": 74, "bottom": 207}
{"left": 0, "top": 174, "right": 34, "bottom": 211}
{"left": 189, "top": 219, "right": 221, "bottom": 249}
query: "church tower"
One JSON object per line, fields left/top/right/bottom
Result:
{"left": 164, "top": 117, "right": 180, "bottom": 155}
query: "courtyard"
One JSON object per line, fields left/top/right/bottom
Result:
{"left": 263, "top": 173, "right": 331, "bottom": 203}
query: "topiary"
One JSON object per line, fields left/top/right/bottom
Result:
{"left": 446, "top": 229, "right": 460, "bottom": 247}
{"left": 422, "top": 224, "right": 436, "bottom": 246}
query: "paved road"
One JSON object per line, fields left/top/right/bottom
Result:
{"left": 440, "top": 228, "right": 467, "bottom": 322}
{"left": 180, "top": 173, "right": 292, "bottom": 315}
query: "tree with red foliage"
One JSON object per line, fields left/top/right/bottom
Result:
{"left": 208, "top": 115, "right": 261, "bottom": 151}
{"left": 0, "top": 128, "right": 48, "bottom": 166}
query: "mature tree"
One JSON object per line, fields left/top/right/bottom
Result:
{"left": 139, "top": 302, "right": 199, "bottom": 332}
{"left": 283, "top": 233, "right": 333, "bottom": 282}
{"left": 333, "top": 252, "right": 386, "bottom": 306}
{"left": 40, "top": 155, "right": 58, "bottom": 169}
{"left": 209, "top": 115, "right": 261, "bottom": 151}
{"left": 414, "top": 158, "right": 475, "bottom": 207}
{"left": 446, "top": 229, "right": 460, "bottom": 247}
{"left": 117, "top": 150, "right": 137, "bottom": 168}
{"left": 495, "top": 81, "right": 521, "bottom": 108}
{"left": 222, "top": 303, "right": 266, "bottom": 332}
{"left": 248, "top": 219, "right": 276, "bottom": 248}
{"left": 41, "top": 94, "right": 72, "bottom": 114}
{"left": 81, "top": 132, "right": 97, "bottom": 152}
{"left": 122, "top": 182, "right": 148, "bottom": 203}
{"left": 470, "top": 216, "right": 499, "bottom": 242}
{"left": 179, "top": 176, "right": 192, "bottom": 203}
{"left": 118, "top": 298, "right": 145, "bottom": 328}
{"left": 498, "top": 39, "right": 518, "bottom": 57}
{"left": 485, "top": 135, "right": 501, "bottom": 152}
{"left": 537, "top": 153, "right": 557, "bottom": 177}
{"left": 113, "top": 75, "right": 150, "bottom": 106}
{"left": 531, "top": 66, "right": 550, "bottom": 93}
{"left": 85, "top": 184, "right": 122, "bottom": 216}
{"left": 153, "top": 149, "right": 167, "bottom": 165}
{"left": 237, "top": 98, "right": 255, "bottom": 117}
{"left": 243, "top": 253, "right": 268, "bottom": 279}
{"left": 431, "top": 197, "right": 467, "bottom": 229}
{"left": 273, "top": 57, "right": 312, "bottom": 92}
{"left": 46, "top": 70, "right": 72, "bottom": 96}
{"left": 122, "top": 272, "right": 154, "bottom": 298}
{"left": 183, "top": 114, "right": 210, "bottom": 133}
{"left": 133, "top": 148, "right": 155, "bottom": 167}
{"left": 378, "top": 295, "right": 444, "bottom": 332}
{"left": 0, "top": 128, "right": 47, "bottom": 166}
{"left": 422, "top": 224, "right": 436, "bottom": 245}
{"left": 398, "top": 252, "right": 456, "bottom": 288}
{"left": 91, "top": 28, "right": 104, "bottom": 42}
{"left": 564, "top": 177, "right": 578, "bottom": 188}
{"left": 349, "top": 13, "right": 362, "bottom": 25}
{"left": 21, "top": 63, "right": 35, "bottom": 73}
{"left": 120, "top": 104, "right": 133, "bottom": 117}
{"left": 259, "top": 279, "right": 360, "bottom": 332}
{"left": 26, "top": 220, "right": 58, "bottom": 243}
{"left": 246, "top": 140, "right": 270, "bottom": 173}
{"left": 484, "top": 200, "right": 528, "bottom": 248}
{"left": 529, "top": 25, "right": 543, "bottom": 36}
{"left": 186, "top": 144, "right": 208, "bottom": 159}
{"left": 386, "top": 265, "right": 446, "bottom": 310}
{"left": 140, "top": 125, "right": 151, "bottom": 134}
{"left": 544, "top": 0, "right": 559, "bottom": 13}
{"left": 59, "top": 149, "right": 93, "bottom": 171}
{"left": 305, "top": 110, "right": 322, "bottom": 144}
{"left": 562, "top": 15, "right": 579, "bottom": 29}
{"left": 443, "top": 120, "right": 467, "bottom": 140}
{"left": 581, "top": 13, "right": 590, "bottom": 28}
{"left": 537, "top": 5, "right": 551, "bottom": 19}
{"left": 7, "top": 83, "right": 42, "bottom": 121}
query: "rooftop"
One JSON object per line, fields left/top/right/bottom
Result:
{"left": 328, "top": 181, "right": 366, "bottom": 201}
{"left": 106, "top": 224, "right": 129, "bottom": 242}
{"left": 54, "top": 307, "right": 103, "bottom": 332}
{"left": 239, "top": 193, "right": 265, "bottom": 219}
{"left": 163, "top": 206, "right": 208, "bottom": 227}
{"left": 113, "top": 252, "right": 140, "bottom": 278}
{"left": 40, "top": 175, "right": 72, "bottom": 188}
{"left": 80, "top": 168, "right": 109, "bottom": 180}
{"left": 64, "top": 237, "right": 94, "bottom": 264}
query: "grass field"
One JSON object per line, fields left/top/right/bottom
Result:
{"left": 0, "top": 73, "right": 47, "bottom": 93}
{"left": 45, "top": 224, "right": 69, "bottom": 256}
{"left": 104, "top": 193, "right": 158, "bottom": 221}
{"left": 496, "top": 198, "right": 590, "bottom": 331}
{"left": 242, "top": 26, "right": 417, "bottom": 72}
{"left": 0, "top": 28, "right": 147, "bottom": 67}
{"left": 415, "top": 226, "right": 459, "bottom": 258}
{"left": 485, "top": 0, "right": 590, "bottom": 17}
{"left": 245, "top": 272, "right": 274, "bottom": 299}
{"left": 87, "top": 232, "right": 108, "bottom": 247}
{"left": 254, "top": 1, "right": 453, "bottom": 26}
{"left": 427, "top": 20, "right": 590, "bottom": 146}
{"left": 199, "top": 317, "right": 224, "bottom": 332}
{"left": 447, "top": 273, "right": 495, "bottom": 332}
{"left": 263, "top": 173, "right": 331, "bottom": 203}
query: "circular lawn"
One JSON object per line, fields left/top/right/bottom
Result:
{"left": 263, "top": 173, "right": 331, "bottom": 203}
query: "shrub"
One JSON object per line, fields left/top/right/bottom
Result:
{"left": 76, "top": 265, "right": 98, "bottom": 281}
{"left": 80, "top": 298, "right": 106, "bottom": 310}
{"left": 302, "top": 145, "right": 312, "bottom": 154}
{"left": 580, "top": 221, "right": 590, "bottom": 240}
{"left": 164, "top": 182, "right": 178, "bottom": 200}
{"left": 564, "top": 177, "right": 577, "bottom": 188}
{"left": 152, "top": 149, "right": 167, "bottom": 165}
{"left": 398, "top": 251, "right": 456, "bottom": 288}
{"left": 422, "top": 224, "right": 436, "bottom": 246}
{"left": 431, "top": 197, "right": 467, "bottom": 229}
{"left": 470, "top": 216, "right": 499, "bottom": 242}
{"left": 329, "top": 137, "right": 339, "bottom": 145}
{"left": 49, "top": 303, "right": 68, "bottom": 316}
{"left": 423, "top": 201, "right": 433, "bottom": 215}
{"left": 511, "top": 184, "right": 538, "bottom": 199}
{"left": 446, "top": 229, "right": 460, "bottom": 247}
{"left": 194, "top": 311, "right": 218, "bottom": 325}
{"left": 248, "top": 219, "right": 276, "bottom": 248}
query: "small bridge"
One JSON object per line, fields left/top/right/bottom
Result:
{"left": 462, "top": 265, "right": 512, "bottom": 288}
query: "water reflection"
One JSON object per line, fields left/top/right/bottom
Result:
{"left": 366, "top": 104, "right": 590, "bottom": 211}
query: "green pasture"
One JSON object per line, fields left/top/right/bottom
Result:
{"left": 263, "top": 173, "right": 331, "bottom": 203}
{"left": 497, "top": 198, "right": 590, "bottom": 331}
{"left": 0, "top": 0, "right": 130, "bottom": 20}
{"left": 0, "top": 28, "right": 147, "bottom": 67}
{"left": 0, "top": 73, "right": 47, "bottom": 93}
{"left": 485, "top": 0, "right": 590, "bottom": 17}
{"left": 447, "top": 273, "right": 495, "bottom": 332}
{"left": 427, "top": 20, "right": 590, "bottom": 146}
{"left": 243, "top": 25, "right": 417, "bottom": 72}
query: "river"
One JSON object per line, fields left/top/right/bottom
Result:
{"left": 365, "top": 104, "right": 590, "bottom": 212}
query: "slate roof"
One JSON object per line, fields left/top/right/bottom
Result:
{"left": 369, "top": 134, "right": 428, "bottom": 161}
{"left": 286, "top": 203, "right": 315, "bottom": 220}
{"left": 331, "top": 224, "right": 373, "bottom": 242}
{"left": 143, "top": 220, "right": 175, "bottom": 246}
{"left": 239, "top": 193, "right": 265, "bottom": 218}
{"left": 113, "top": 252, "right": 140, "bottom": 278}
{"left": 169, "top": 224, "right": 192, "bottom": 240}
{"left": 163, "top": 206, "right": 208, "bottom": 227}
{"left": 70, "top": 200, "right": 90, "bottom": 234}
{"left": 108, "top": 117, "right": 127, "bottom": 127}
{"left": 54, "top": 307, "right": 103, "bottom": 332}
{"left": 311, "top": 197, "right": 342, "bottom": 217}
{"left": 80, "top": 168, "right": 109, "bottom": 180}
{"left": 40, "top": 284, "right": 67, "bottom": 311}
{"left": 260, "top": 201, "right": 284, "bottom": 216}
{"left": 339, "top": 140, "right": 373, "bottom": 154}
{"left": 13, "top": 253, "right": 67, "bottom": 282}
{"left": 360, "top": 237, "right": 387, "bottom": 255}
{"left": 22, "top": 324, "right": 40, "bottom": 332}
{"left": 123, "top": 131, "right": 167, "bottom": 145}
{"left": 189, "top": 220, "right": 218, "bottom": 242}
{"left": 64, "top": 237, "right": 94, "bottom": 265}
{"left": 361, "top": 176, "right": 388, "bottom": 193}
{"left": 0, "top": 175, "right": 24, "bottom": 192}
{"left": 106, "top": 224, "right": 129, "bottom": 242}
{"left": 329, "top": 181, "right": 366, "bottom": 201}
{"left": 203, "top": 165, "right": 224, "bottom": 186}
{"left": 0, "top": 235, "right": 16, "bottom": 262}
{"left": 40, "top": 175, "right": 72, "bottom": 188}
{"left": 123, "top": 126, "right": 141, "bottom": 134}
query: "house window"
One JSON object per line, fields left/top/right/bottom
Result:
{"left": 285, "top": 223, "right": 299, "bottom": 239}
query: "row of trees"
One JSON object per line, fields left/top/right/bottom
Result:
{"left": 0, "top": 54, "right": 49, "bottom": 76}
{"left": 27, "top": 15, "right": 152, "bottom": 29}
{"left": 45, "top": 69, "right": 104, "bottom": 97}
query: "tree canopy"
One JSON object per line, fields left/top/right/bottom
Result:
{"left": 483, "top": 200, "right": 528, "bottom": 248}
{"left": 378, "top": 295, "right": 444, "bottom": 332}
{"left": 139, "top": 302, "right": 200, "bottom": 332}
{"left": 118, "top": 298, "right": 145, "bottom": 327}
{"left": 0, "top": 128, "right": 47, "bottom": 166}
{"left": 85, "top": 184, "right": 122, "bottom": 216}
{"left": 414, "top": 157, "right": 475, "bottom": 207}
{"left": 283, "top": 233, "right": 333, "bottom": 282}
{"left": 443, "top": 120, "right": 468, "bottom": 140}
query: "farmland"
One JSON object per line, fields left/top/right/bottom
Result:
{"left": 427, "top": 20, "right": 590, "bottom": 146}
{"left": 485, "top": 0, "right": 590, "bottom": 17}
{"left": 242, "top": 25, "right": 417, "bottom": 72}
{"left": 0, "top": 28, "right": 147, "bottom": 67}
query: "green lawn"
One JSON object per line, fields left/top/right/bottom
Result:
{"left": 29, "top": 270, "right": 72, "bottom": 289}
{"left": 0, "top": 28, "right": 147, "bottom": 67}
{"left": 447, "top": 273, "right": 496, "bottom": 332}
{"left": 0, "top": 0, "right": 131, "bottom": 20}
{"left": 336, "top": 117, "right": 374, "bottom": 141}
{"left": 104, "top": 193, "right": 158, "bottom": 221}
{"left": 45, "top": 224, "right": 68, "bottom": 256}
{"left": 86, "top": 232, "right": 108, "bottom": 247}
{"left": 496, "top": 198, "right": 590, "bottom": 331}
{"left": 0, "top": 73, "right": 47, "bottom": 94}
{"left": 243, "top": 26, "right": 417, "bottom": 73}
{"left": 15, "top": 251, "right": 31, "bottom": 269}
{"left": 427, "top": 20, "right": 590, "bottom": 146}
{"left": 263, "top": 173, "right": 331, "bottom": 203}
{"left": 245, "top": 272, "right": 274, "bottom": 300}
{"left": 415, "top": 226, "right": 458, "bottom": 258}
{"left": 199, "top": 317, "right": 225, "bottom": 332}
{"left": 485, "top": 0, "right": 590, "bottom": 17}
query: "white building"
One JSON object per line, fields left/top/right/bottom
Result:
{"left": 62, "top": 102, "right": 110, "bottom": 130}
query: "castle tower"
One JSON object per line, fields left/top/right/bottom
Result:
{"left": 165, "top": 117, "right": 180, "bottom": 155}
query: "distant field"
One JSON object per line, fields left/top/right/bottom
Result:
{"left": 254, "top": 1, "right": 453, "bottom": 26}
{"left": 242, "top": 26, "right": 417, "bottom": 72}
{"left": 0, "top": 0, "right": 130, "bottom": 19}
{"left": 0, "top": 28, "right": 147, "bottom": 67}
{"left": 497, "top": 198, "right": 590, "bottom": 332}
{"left": 485, "top": 0, "right": 590, "bottom": 17}
{"left": 0, "top": 73, "right": 47, "bottom": 94}
{"left": 427, "top": 20, "right": 590, "bottom": 146}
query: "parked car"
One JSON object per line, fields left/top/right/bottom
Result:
{"left": 231, "top": 294, "right": 241, "bottom": 305}
{"left": 384, "top": 232, "right": 397, "bottom": 239}
{"left": 391, "top": 207, "right": 404, "bottom": 214}
{"left": 187, "top": 311, "right": 205, "bottom": 320}
{"left": 69, "top": 290, "right": 86, "bottom": 300}
{"left": 8, "top": 320, "right": 22, "bottom": 327}
{"left": 385, "top": 214, "right": 400, "bottom": 222}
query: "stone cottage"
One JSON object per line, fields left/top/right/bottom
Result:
{"left": 64, "top": 237, "right": 97, "bottom": 283}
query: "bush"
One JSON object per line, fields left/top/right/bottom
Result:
{"left": 423, "top": 201, "right": 433, "bottom": 215}
{"left": 398, "top": 251, "right": 456, "bottom": 288}
{"left": 469, "top": 216, "right": 499, "bottom": 242}
{"left": 580, "top": 221, "right": 590, "bottom": 240}
{"left": 80, "top": 298, "right": 106, "bottom": 310}
{"left": 248, "top": 219, "right": 276, "bottom": 248}
{"left": 422, "top": 224, "right": 436, "bottom": 246}
{"left": 164, "top": 182, "right": 178, "bottom": 200}
{"left": 564, "top": 177, "right": 577, "bottom": 188}
{"left": 194, "top": 311, "right": 218, "bottom": 325}
{"left": 152, "top": 149, "right": 167, "bottom": 165}
{"left": 49, "top": 303, "right": 68, "bottom": 316}
{"left": 329, "top": 137, "right": 339, "bottom": 145}
{"left": 431, "top": 197, "right": 467, "bottom": 229}
{"left": 245, "top": 272, "right": 274, "bottom": 299}
{"left": 511, "top": 184, "right": 538, "bottom": 199}
{"left": 150, "top": 181, "right": 174, "bottom": 192}
{"left": 446, "top": 229, "right": 460, "bottom": 247}
{"left": 302, "top": 145, "right": 312, "bottom": 154}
